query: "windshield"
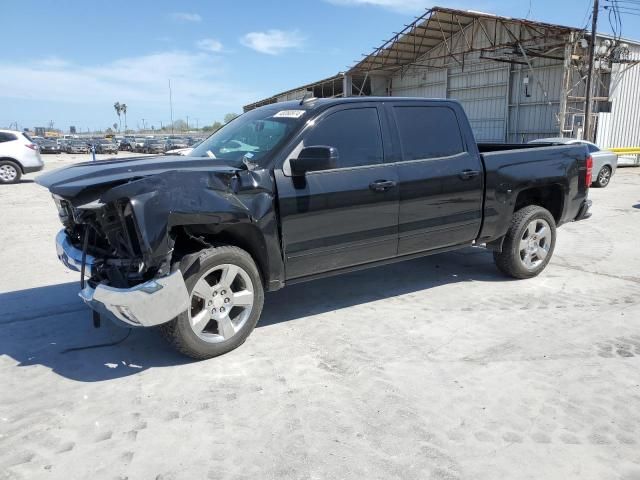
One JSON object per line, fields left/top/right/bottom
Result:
{"left": 191, "top": 107, "right": 305, "bottom": 165}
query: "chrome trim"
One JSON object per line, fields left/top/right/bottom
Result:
{"left": 55, "top": 229, "right": 95, "bottom": 277}
{"left": 78, "top": 270, "right": 190, "bottom": 327}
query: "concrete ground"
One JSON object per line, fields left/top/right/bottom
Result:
{"left": 1, "top": 155, "right": 640, "bottom": 480}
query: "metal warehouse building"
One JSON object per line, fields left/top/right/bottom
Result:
{"left": 244, "top": 7, "right": 640, "bottom": 147}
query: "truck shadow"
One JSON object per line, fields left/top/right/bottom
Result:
{"left": 0, "top": 248, "right": 506, "bottom": 382}
{"left": 259, "top": 247, "right": 505, "bottom": 327}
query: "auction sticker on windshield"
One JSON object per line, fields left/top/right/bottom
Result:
{"left": 273, "top": 110, "right": 305, "bottom": 119}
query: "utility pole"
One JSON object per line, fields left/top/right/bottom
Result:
{"left": 583, "top": 0, "right": 599, "bottom": 141}
{"left": 169, "top": 79, "right": 174, "bottom": 134}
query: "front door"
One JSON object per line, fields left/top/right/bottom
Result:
{"left": 275, "top": 105, "right": 399, "bottom": 279}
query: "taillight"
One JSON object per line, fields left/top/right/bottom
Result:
{"left": 25, "top": 143, "right": 38, "bottom": 150}
{"left": 585, "top": 155, "right": 593, "bottom": 187}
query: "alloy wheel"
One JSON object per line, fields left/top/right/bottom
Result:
{"left": 188, "top": 264, "right": 255, "bottom": 343}
{"left": 598, "top": 167, "right": 611, "bottom": 186}
{"left": 518, "top": 218, "right": 551, "bottom": 270}
{"left": 0, "top": 165, "right": 18, "bottom": 182}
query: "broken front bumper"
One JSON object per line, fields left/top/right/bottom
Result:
{"left": 55, "top": 229, "right": 190, "bottom": 327}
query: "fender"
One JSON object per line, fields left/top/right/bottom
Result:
{"left": 100, "top": 168, "right": 285, "bottom": 290}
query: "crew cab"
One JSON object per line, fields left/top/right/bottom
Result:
{"left": 37, "top": 98, "right": 592, "bottom": 359}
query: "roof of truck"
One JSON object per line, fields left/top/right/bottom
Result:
{"left": 258, "top": 96, "right": 459, "bottom": 113}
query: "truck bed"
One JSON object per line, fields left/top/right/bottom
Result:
{"left": 477, "top": 143, "right": 590, "bottom": 243}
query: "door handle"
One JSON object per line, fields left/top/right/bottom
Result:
{"left": 458, "top": 169, "right": 480, "bottom": 180}
{"left": 369, "top": 180, "right": 396, "bottom": 192}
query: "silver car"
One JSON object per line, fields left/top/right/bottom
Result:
{"left": 529, "top": 138, "right": 618, "bottom": 188}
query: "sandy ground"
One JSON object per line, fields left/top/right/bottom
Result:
{"left": 1, "top": 155, "right": 640, "bottom": 480}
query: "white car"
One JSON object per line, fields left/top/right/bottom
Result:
{"left": 0, "top": 130, "right": 44, "bottom": 184}
{"left": 164, "top": 146, "right": 193, "bottom": 156}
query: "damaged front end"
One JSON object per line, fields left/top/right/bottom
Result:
{"left": 53, "top": 195, "right": 189, "bottom": 327}
{"left": 38, "top": 155, "right": 283, "bottom": 328}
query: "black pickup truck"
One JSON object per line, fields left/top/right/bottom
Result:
{"left": 37, "top": 98, "right": 592, "bottom": 359}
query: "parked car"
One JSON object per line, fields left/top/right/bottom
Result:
{"left": 66, "top": 140, "right": 90, "bottom": 154}
{"left": 0, "top": 129, "right": 43, "bottom": 183}
{"left": 38, "top": 98, "right": 592, "bottom": 359}
{"left": 143, "top": 139, "right": 166, "bottom": 154}
{"left": 166, "top": 138, "right": 189, "bottom": 150}
{"left": 95, "top": 139, "right": 119, "bottom": 154}
{"left": 133, "top": 138, "right": 147, "bottom": 152}
{"left": 165, "top": 139, "right": 202, "bottom": 156}
{"left": 529, "top": 137, "right": 618, "bottom": 188}
{"left": 119, "top": 136, "right": 136, "bottom": 151}
{"left": 40, "top": 139, "right": 62, "bottom": 154}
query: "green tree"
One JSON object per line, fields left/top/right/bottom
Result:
{"left": 113, "top": 102, "right": 122, "bottom": 131}
{"left": 202, "top": 121, "right": 223, "bottom": 132}
{"left": 172, "top": 119, "right": 188, "bottom": 131}
{"left": 223, "top": 113, "right": 239, "bottom": 124}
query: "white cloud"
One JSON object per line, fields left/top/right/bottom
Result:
{"left": 37, "top": 56, "right": 70, "bottom": 68}
{"left": 0, "top": 52, "right": 257, "bottom": 118}
{"left": 326, "top": 0, "right": 429, "bottom": 13}
{"left": 196, "top": 38, "right": 224, "bottom": 53}
{"left": 240, "top": 30, "right": 304, "bottom": 55}
{"left": 170, "top": 12, "right": 202, "bottom": 22}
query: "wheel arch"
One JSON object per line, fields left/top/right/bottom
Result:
{"left": 171, "top": 223, "right": 272, "bottom": 288}
{"left": 513, "top": 184, "right": 564, "bottom": 225}
{"left": 0, "top": 157, "right": 24, "bottom": 173}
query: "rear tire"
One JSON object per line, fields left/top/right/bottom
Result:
{"left": 594, "top": 165, "right": 612, "bottom": 188}
{"left": 159, "top": 246, "right": 264, "bottom": 360}
{"left": 493, "top": 205, "right": 556, "bottom": 279}
{"left": 0, "top": 160, "right": 22, "bottom": 184}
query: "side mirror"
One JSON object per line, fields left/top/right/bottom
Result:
{"left": 290, "top": 146, "right": 338, "bottom": 176}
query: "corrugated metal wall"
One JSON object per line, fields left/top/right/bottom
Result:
{"left": 449, "top": 60, "right": 509, "bottom": 143}
{"left": 383, "top": 18, "right": 570, "bottom": 143}
{"left": 507, "top": 59, "right": 565, "bottom": 143}
{"left": 596, "top": 44, "right": 640, "bottom": 148}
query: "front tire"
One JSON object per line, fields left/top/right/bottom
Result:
{"left": 594, "top": 165, "right": 612, "bottom": 188}
{"left": 493, "top": 205, "right": 556, "bottom": 279}
{"left": 0, "top": 160, "right": 22, "bottom": 184}
{"left": 160, "top": 246, "right": 264, "bottom": 359}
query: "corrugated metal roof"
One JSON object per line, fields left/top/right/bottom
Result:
{"left": 349, "top": 6, "right": 578, "bottom": 74}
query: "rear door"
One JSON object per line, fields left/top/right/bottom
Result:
{"left": 275, "top": 104, "right": 399, "bottom": 279}
{"left": 387, "top": 102, "right": 484, "bottom": 255}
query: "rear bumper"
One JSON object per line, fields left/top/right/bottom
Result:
{"left": 23, "top": 164, "right": 44, "bottom": 174}
{"left": 574, "top": 199, "right": 592, "bottom": 221}
{"left": 55, "top": 229, "right": 190, "bottom": 327}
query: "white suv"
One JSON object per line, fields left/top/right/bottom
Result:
{"left": 0, "top": 129, "right": 44, "bottom": 184}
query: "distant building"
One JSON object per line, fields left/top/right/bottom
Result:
{"left": 244, "top": 6, "right": 640, "bottom": 147}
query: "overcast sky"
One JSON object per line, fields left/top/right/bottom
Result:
{"left": 1, "top": 0, "right": 637, "bottom": 132}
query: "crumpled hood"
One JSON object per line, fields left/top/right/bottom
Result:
{"left": 35, "top": 155, "right": 240, "bottom": 200}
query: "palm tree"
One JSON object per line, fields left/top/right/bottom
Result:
{"left": 113, "top": 102, "right": 122, "bottom": 132}
{"left": 121, "top": 104, "right": 128, "bottom": 132}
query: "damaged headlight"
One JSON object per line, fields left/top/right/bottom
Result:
{"left": 52, "top": 194, "right": 73, "bottom": 226}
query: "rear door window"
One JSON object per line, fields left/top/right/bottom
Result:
{"left": 0, "top": 132, "right": 17, "bottom": 143}
{"left": 393, "top": 106, "right": 465, "bottom": 161}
